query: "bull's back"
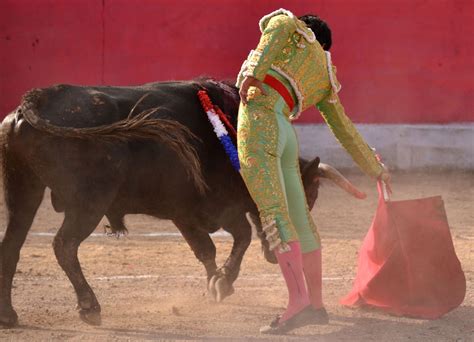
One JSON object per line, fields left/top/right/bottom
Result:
{"left": 23, "top": 81, "right": 206, "bottom": 129}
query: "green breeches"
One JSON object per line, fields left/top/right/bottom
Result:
{"left": 237, "top": 85, "right": 320, "bottom": 253}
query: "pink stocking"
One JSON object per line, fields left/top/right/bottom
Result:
{"left": 275, "top": 241, "right": 310, "bottom": 322}
{"left": 302, "top": 248, "right": 324, "bottom": 309}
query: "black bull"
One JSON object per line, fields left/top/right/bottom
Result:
{"left": 0, "top": 79, "right": 365, "bottom": 327}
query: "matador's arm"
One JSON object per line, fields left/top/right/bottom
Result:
{"left": 317, "top": 94, "right": 383, "bottom": 178}
{"left": 243, "top": 15, "right": 296, "bottom": 81}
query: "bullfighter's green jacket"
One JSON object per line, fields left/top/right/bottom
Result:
{"left": 236, "top": 8, "right": 383, "bottom": 178}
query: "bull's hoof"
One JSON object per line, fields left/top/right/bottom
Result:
{"left": 79, "top": 309, "right": 102, "bottom": 326}
{"left": 208, "top": 275, "right": 234, "bottom": 303}
{"left": 0, "top": 308, "right": 18, "bottom": 328}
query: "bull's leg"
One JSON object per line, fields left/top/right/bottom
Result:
{"left": 104, "top": 212, "right": 128, "bottom": 237}
{"left": 210, "top": 215, "right": 252, "bottom": 302}
{"left": 0, "top": 156, "right": 45, "bottom": 327}
{"left": 53, "top": 208, "right": 107, "bottom": 326}
{"left": 172, "top": 221, "right": 218, "bottom": 284}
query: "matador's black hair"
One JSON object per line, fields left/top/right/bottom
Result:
{"left": 298, "top": 14, "right": 332, "bottom": 51}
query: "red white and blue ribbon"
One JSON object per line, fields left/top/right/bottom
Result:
{"left": 198, "top": 90, "right": 240, "bottom": 171}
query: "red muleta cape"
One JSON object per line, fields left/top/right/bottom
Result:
{"left": 341, "top": 182, "right": 466, "bottom": 319}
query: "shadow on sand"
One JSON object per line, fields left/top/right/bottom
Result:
{"left": 10, "top": 305, "right": 473, "bottom": 341}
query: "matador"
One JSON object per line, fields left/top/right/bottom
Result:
{"left": 236, "top": 8, "right": 391, "bottom": 334}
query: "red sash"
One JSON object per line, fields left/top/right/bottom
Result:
{"left": 263, "top": 74, "right": 295, "bottom": 112}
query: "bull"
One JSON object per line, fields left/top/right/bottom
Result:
{"left": 0, "top": 78, "right": 365, "bottom": 327}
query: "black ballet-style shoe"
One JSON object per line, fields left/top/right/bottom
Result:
{"left": 259, "top": 306, "right": 329, "bottom": 335}
{"left": 310, "top": 306, "right": 329, "bottom": 325}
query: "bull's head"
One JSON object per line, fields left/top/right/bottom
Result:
{"left": 249, "top": 157, "right": 366, "bottom": 264}
{"left": 300, "top": 157, "right": 322, "bottom": 210}
{"left": 300, "top": 157, "right": 367, "bottom": 208}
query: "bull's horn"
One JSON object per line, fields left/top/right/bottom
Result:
{"left": 318, "top": 163, "right": 367, "bottom": 199}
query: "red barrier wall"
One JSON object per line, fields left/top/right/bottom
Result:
{"left": 1, "top": 0, "right": 473, "bottom": 123}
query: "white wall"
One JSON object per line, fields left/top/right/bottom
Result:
{"left": 294, "top": 124, "right": 474, "bottom": 170}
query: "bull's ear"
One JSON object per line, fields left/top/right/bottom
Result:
{"left": 302, "top": 157, "right": 321, "bottom": 185}
{"left": 312, "top": 157, "right": 320, "bottom": 169}
{"left": 302, "top": 157, "right": 320, "bottom": 174}
{"left": 309, "top": 157, "right": 321, "bottom": 178}
{"left": 311, "top": 157, "right": 321, "bottom": 182}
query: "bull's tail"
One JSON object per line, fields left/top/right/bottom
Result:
{"left": 19, "top": 89, "right": 207, "bottom": 194}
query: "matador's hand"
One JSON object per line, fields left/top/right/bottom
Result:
{"left": 239, "top": 76, "right": 267, "bottom": 105}
{"left": 379, "top": 164, "right": 393, "bottom": 196}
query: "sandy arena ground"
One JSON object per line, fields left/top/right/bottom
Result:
{"left": 0, "top": 171, "right": 472, "bottom": 341}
